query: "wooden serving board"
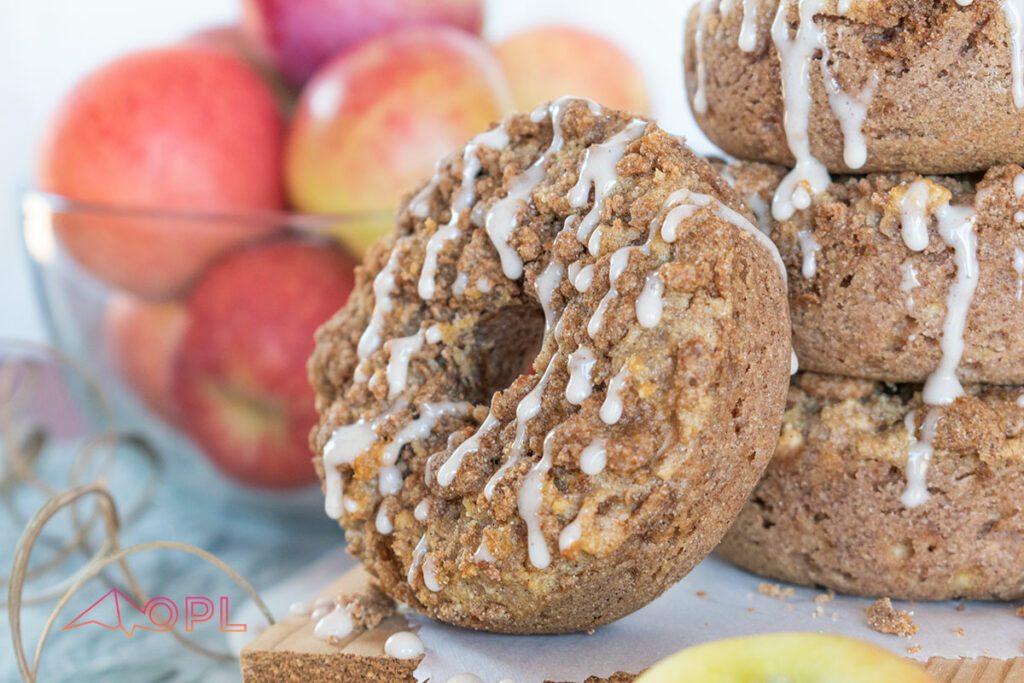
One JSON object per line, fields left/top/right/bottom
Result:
{"left": 240, "top": 568, "right": 1024, "bottom": 683}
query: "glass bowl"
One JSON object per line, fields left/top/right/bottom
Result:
{"left": 20, "top": 190, "right": 383, "bottom": 518}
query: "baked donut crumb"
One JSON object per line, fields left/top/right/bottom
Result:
{"left": 758, "top": 582, "right": 794, "bottom": 600}
{"left": 865, "top": 598, "right": 918, "bottom": 638}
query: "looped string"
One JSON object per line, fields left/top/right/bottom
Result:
{"left": 2, "top": 341, "right": 276, "bottom": 682}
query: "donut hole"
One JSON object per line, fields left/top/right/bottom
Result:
{"left": 470, "top": 303, "right": 545, "bottom": 403}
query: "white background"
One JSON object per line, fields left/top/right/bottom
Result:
{"left": 0, "top": 0, "right": 710, "bottom": 341}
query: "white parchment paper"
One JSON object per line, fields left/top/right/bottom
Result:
{"left": 247, "top": 549, "right": 1023, "bottom": 683}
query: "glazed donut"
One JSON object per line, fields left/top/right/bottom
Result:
{"left": 684, "top": 0, "right": 1024, "bottom": 214}
{"left": 719, "top": 161, "right": 1024, "bottom": 387}
{"left": 308, "top": 98, "right": 791, "bottom": 633}
{"left": 718, "top": 372, "right": 1024, "bottom": 601}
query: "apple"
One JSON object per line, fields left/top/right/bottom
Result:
{"left": 636, "top": 633, "right": 936, "bottom": 683}
{"left": 38, "top": 47, "right": 286, "bottom": 299}
{"left": 173, "top": 238, "right": 356, "bottom": 488}
{"left": 242, "top": 0, "right": 485, "bottom": 86}
{"left": 185, "top": 25, "right": 298, "bottom": 114}
{"left": 495, "top": 25, "right": 650, "bottom": 115}
{"left": 105, "top": 294, "right": 187, "bottom": 424}
{"left": 285, "top": 26, "right": 513, "bottom": 256}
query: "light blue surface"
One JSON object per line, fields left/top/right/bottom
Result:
{"left": 1, "top": 381, "right": 344, "bottom": 683}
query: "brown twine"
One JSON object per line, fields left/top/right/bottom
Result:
{"left": 2, "top": 343, "right": 277, "bottom": 681}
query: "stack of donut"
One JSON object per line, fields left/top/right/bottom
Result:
{"left": 686, "top": 0, "right": 1024, "bottom": 600}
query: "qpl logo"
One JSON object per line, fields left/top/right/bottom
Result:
{"left": 62, "top": 589, "right": 246, "bottom": 636}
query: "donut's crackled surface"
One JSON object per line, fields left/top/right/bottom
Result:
{"left": 685, "top": 0, "right": 1024, "bottom": 178}
{"left": 722, "top": 160, "right": 1024, "bottom": 386}
{"left": 308, "top": 98, "right": 790, "bottom": 633}
{"left": 719, "top": 372, "right": 1024, "bottom": 601}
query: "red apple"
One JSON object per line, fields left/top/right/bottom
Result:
{"left": 173, "top": 238, "right": 356, "bottom": 488}
{"left": 38, "top": 47, "right": 286, "bottom": 299}
{"left": 185, "top": 25, "right": 298, "bottom": 114}
{"left": 495, "top": 26, "right": 650, "bottom": 115}
{"left": 242, "top": 0, "right": 485, "bottom": 86}
{"left": 285, "top": 26, "right": 513, "bottom": 256}
{"left": 105, "top": 294, "right": 187, "bottom": 424}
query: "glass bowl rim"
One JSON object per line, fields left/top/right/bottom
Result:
{"left": 20, "top": 189, "right": 391, "bottom": 232}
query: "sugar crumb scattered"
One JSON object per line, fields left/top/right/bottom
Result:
{"left": 758, "top": 582, "right": 795, "bottom": 600}
{"left": 865, "top": 598, "right": 918, "bottom": 638}
{"left": 814, "top": 592, "right": 834, "bottom": 605}
{"left": 906, "top": 645, "right": 921, "bottom": 655}
{"left": 953, "top": 628, "right": 965, "bottom": 637}
{"left": 955, "top": 603, "right": 966, "bottom": 612}
{"left": 696, "top": 590, "right": 707, "bottom": 598}
{"left": 1016, "top": 605, "right": 1024, "bottom": 618}
{"left": 747, "top": 607, "right": 756, "bottom": 613}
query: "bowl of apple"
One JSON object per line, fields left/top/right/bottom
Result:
{"left": 23, "top": 0, "right": 651, "bottom": 506}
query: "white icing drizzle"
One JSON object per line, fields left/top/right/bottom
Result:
{"left": 476, "top": 276, "right": 491, "bottom": 293}
{"left": 322, "top": 419, "right": 380, "bottom": 519}
{"left": 436, "top": 411, "right": 500, "bottom": 487}
{"left": 570, "top": 263, "right": 595, "bottom": 292}
{"left": 289, "top": 601, "right": 310, "bottom": 616}
{"left": 899, "top": 180, "right": 933, "bottom": 252}
{"left": 796, "top": 229, "right": 821, "bottom": 278}
{"left": 380, "top": 402, "right": 472, "bottom": 471}
{"left": 310, "top": 604, "right": 331, "bottom": 621}
{"left": 636, "top": 272, "right": 665, "bottom": 327}
{"left": 600, "top": 365, "right": 631, "bottom": 425}
{"left": 414, "top": 498, "right": 430, "bottom": 521}
{"left": 384, "top": 332, "right": 424, "bottom": 400}
{"left": 375, "top": 505, "right": 394, "bottom": 534}
{"left": 452, "top": 272, "right": 469, "bottom": 295}
{"left": 422, "top": 555, "right": 441, "bottom": 592}
{"left": 536, "top": 262, "right": 565, "bottom": 334}
{"left": 473, "top": 538, "right": 496, "bottom": 563}
{"left": 1014, "top": 247, "right": 1024, "bottom": 301}
{"left": 922, "top": 203, "right": 978, "bottom": 406}
{"left": 446, "top": 675, "right": 483, "bottom": 683}
{"left": 1018, "top": 393, "right": 1024, "bottom": 407}
{"left": 378, "top": 465, "right": 403, "bottom": 495}
{"left": 314, "top": 603, "right": 353, "bottom": 641}
{"left": 900, "top": 262, "right": 921, "bottom": 310}
{"left": 357, "top": 247, "right": 401, "bottom": 361}
{"left": 588, "top": 284, "right": 618, "bottom": 339}
{"left": 408, "top": 534, "right": 428, "bottom": 584}
{"left": 1015, "top": 172, "right": 1024, "bottom": 198}
{"left": 739, "top": 0, "right": 761, "bottom": 51}
{"left": 418, "top": 126, "right": 509, "bottom": 301}
{"left": 1003, "top": 0, "right": 1024, "bottom": 108}
{"left": 384, "top": 631, "right": 425, "bottom": 659}
{"left": 901, "top": 408, "right": 940, "bottom": 508}
{"left": 660, "top": 188, "right": 788, "bottom": 281}
{"left": 770, "top": 0, "right": 832, "bottom": 221}
{"left": 323, "top": 401, "right": 470, "bottom": 519}
{"left": 483, "top": 361, "right": 556, "bottom": 500}
{"left": 485, "top": 97, "right": 579, "bottom": 280}
{"left": 517, "top": 432, "right": 556, "bottom": 569}
{"left": 692, "top": 0, "right": 718, "bottom": 113}
{"left": 579, "top": 439, "right": 608, "bottom": 475}
{"left": 821, "top": 68, "right": 877, "bottom": 170}
{"left": 570, "top": 119, "right": 648, "bottom": 253}
{"left": 566, "top": 347, "right": 597, "bottom": 405}
{"left": 558, "top": 515, "right": 583, "bottom": 552}
{"left": 408, "top": 164, "right": 441, "bottom": 218}
{"left": 790, "top": 349, "right": 799, "bottom": 375}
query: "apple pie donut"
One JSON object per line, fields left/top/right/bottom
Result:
{"left": 308, "top": 98, "right": 790, "bottom": 633}
{"left": 718, "top": 372, "right": 1024, "bottom": 601}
